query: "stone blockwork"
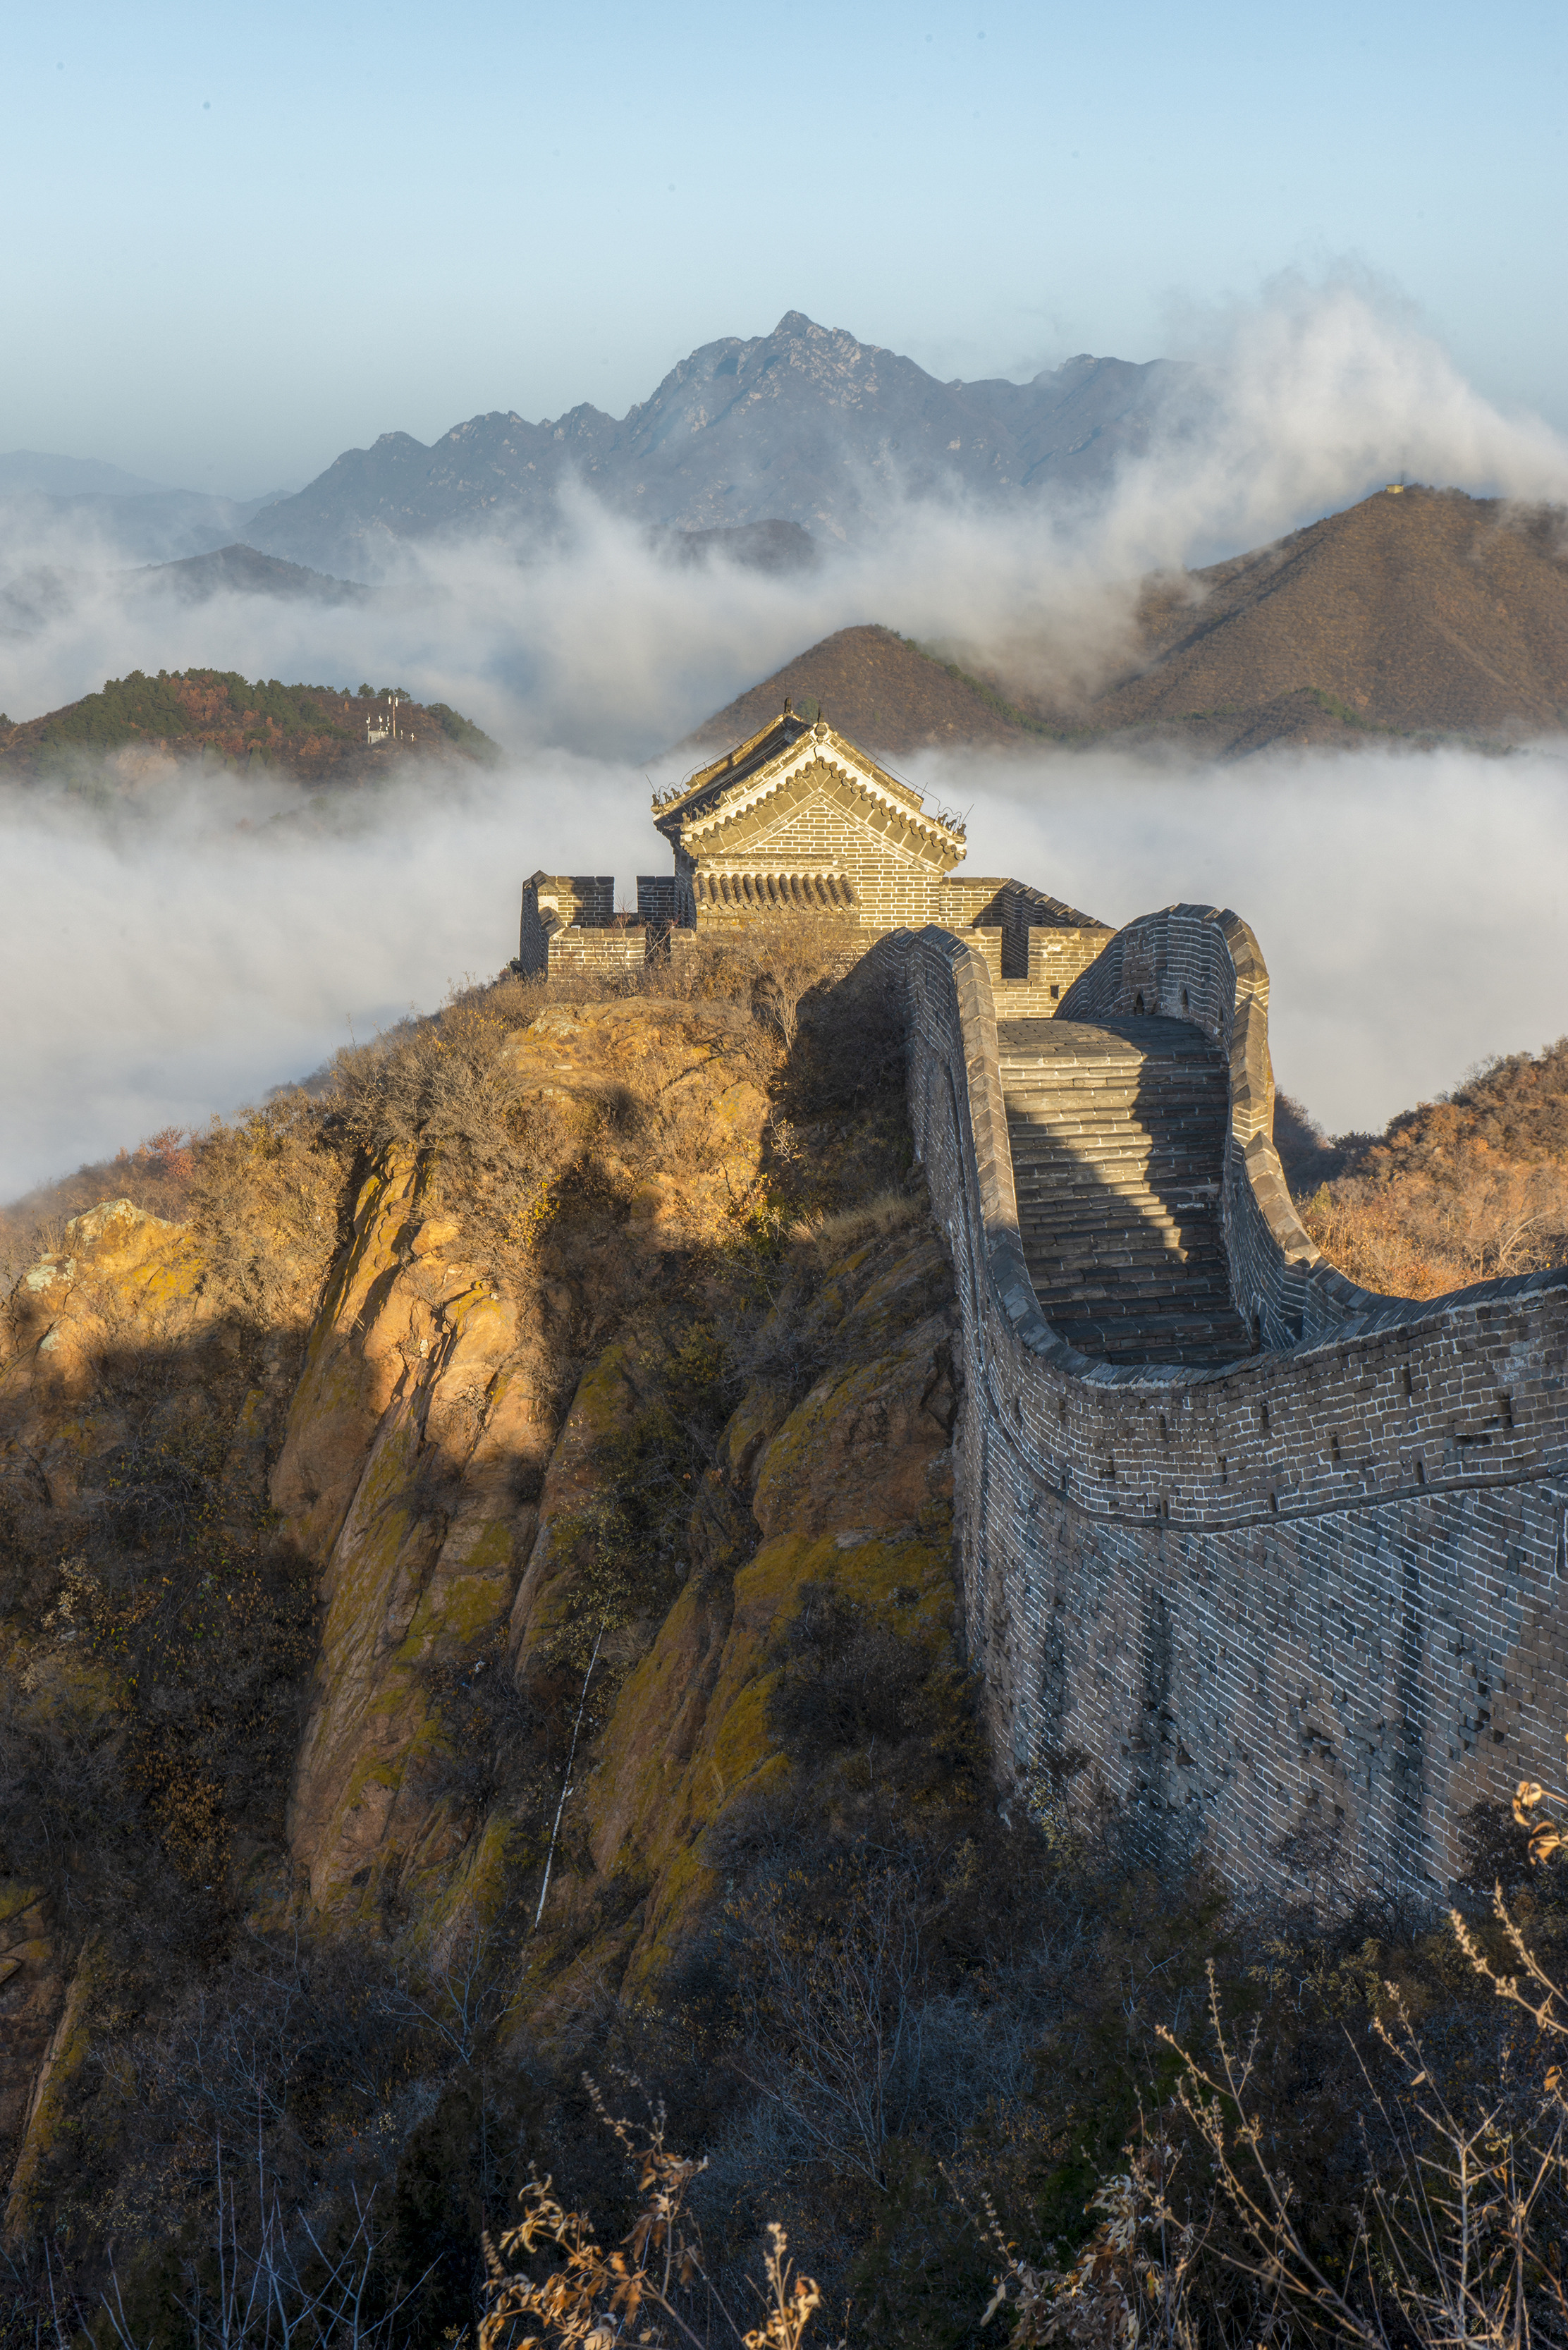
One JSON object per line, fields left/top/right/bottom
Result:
{"left": 518, "top": 872, "right": 653, "bottom": 980}
{"left": 948, "top": 879, "right": 1111, "bottom": 1017}
{"left": 522, "top": 716, "right": 1117, "bottom": 990}
{"left": 888, "top": 917, "right": 1568, "bottom": 1906}
{"left": 519, "top": 721, "right": 1115, "bottom": 995}
{"left": 656, "top": 714, "right": 968, "bottom": 936}
{"left": 540, "top": 928, "right": 650, "bottom": 979}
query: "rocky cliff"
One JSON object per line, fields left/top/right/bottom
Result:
{"left": 8, "top": 948, "right": 1567, "bottom": 2349}
{"left": 0, "top": 951, "right": 974, "bottom": 2311}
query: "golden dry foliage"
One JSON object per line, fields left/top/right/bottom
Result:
{"left": 1510, "top": 1737, "right": 1568, "bottom": 1868}
{"left": 945, "top": 2143, "right": 1200, "bottom": 2350}
{"left": 728, "top": 918, "right": 863, "bottom": 1051}
{"left": 186, "top": 1089, "right": 348, "bottom": 1323}
{"left": 1294, "top": 1038, "right": 1568, "bottom": 1299}
{"left": 1299, "top": 1155, "right": 1568, "bottom": 1297}
{"left": 481, "top": 2082, "right": 826, "bottom": 2350}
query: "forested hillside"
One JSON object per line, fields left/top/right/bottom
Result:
{"left": 0, "top": 671, "right": 497, "bottom": 783}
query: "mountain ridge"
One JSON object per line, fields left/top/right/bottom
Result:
{"left": 1043, "top": 483, "right": 1568, "bottom": 740}
{"left": 241, "top": 311, "right": 1184, "bottom": 576}
{"left": 676, "top": 486, "right": 1568, "bottom": 758}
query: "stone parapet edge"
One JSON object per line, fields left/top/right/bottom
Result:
{"left": 887, "top": 921, "right": 1568, "bottom": 1526}
{"left": 1049, "top": 903, "right": 1568, "bottom": 1366}
{"left": 883, "top": 922, "right": 1568, "bottom": 1905}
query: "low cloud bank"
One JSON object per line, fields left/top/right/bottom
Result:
{"left": 4, "top": 275, "right": 1567, "bottom": 759}
{"left": 0, "top": 754, "right": 640, "bottom": 1199}
{"left": 3, "top": 737, "right": 1564, "bottom": 1202}
{"left": 946, "top": 737, "right": 1568, "bottom": 1140}
{"left": 4, "top": 273, "right": 1567, "bottom": 1201}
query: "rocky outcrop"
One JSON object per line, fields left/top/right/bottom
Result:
{"left": 275, "top": 1153, "right": 546, "bottom": 1913}
{"left": 270, "top": 992, "right": 777, "bottom": 1923}
{"left": 0, "top": 977, "right": 961, "bottom": 2230}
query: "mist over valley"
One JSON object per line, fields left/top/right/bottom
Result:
{"left": 4, "top": 282, "right": 1568, "bottom": 1198}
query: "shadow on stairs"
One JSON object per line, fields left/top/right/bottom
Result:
{"left": 998, "top": 1014, "right": 1254, "bottom": 1369}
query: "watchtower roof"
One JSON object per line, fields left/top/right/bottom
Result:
{"left": 651, "top": 705, "right": 960, "bottom": 862}
{"left": 662, "top": 706, "right": 817, "bottom": 821}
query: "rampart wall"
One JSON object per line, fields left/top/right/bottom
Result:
{"left": 888, "top": 915, "right": 1568, "bottom": 1906}
{"left": 518, "top": 873, "right": 662, "bottom": 979}
{"left": 519, "top": 864, "right": 1112, "bottom": 998}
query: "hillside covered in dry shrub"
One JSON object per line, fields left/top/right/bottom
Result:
{"left": 685, "top": 488, "right": 1568, "bottom": 760}
{"left": 1278, "top": 1034, "right": 1568, "bottom": 1296}
{"left": 5, "top": 947, "right": 1568, "bottom": 2349}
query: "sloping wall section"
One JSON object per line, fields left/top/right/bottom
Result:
{"left": 890, "top": 912, "right": 1568, "bottom": 1905}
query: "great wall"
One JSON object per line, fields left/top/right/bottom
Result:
{"left": 527, "top": 707, "right": 1568, "bottom": 1905}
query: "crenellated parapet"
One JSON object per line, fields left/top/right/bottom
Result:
{"left": 886, "top": 917, "right": 1568, "bottom": 1907}
{"left": 517, "top": 870, "right": 665, "bottom": 979}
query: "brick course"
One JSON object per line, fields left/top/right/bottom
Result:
{"left": 886, "top": 919, "right": 1568, "bottom": 1905}
{"left": 517, "top": 872, "right": 653, "bottom": 979}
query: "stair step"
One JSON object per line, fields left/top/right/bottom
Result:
{"left": 994, "top": 1014, "right": 1244, "bottom": 1366}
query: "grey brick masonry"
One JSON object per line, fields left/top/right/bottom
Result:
{"left": 884, "top": 916, "right": 1568, "bottom": 1907}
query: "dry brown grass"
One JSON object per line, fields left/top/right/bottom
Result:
{"left": 1299, "top": 1155, "right": 1568, "bottom": 1297}
{"left": 789, "top": 1189, "right": 925, "bottom": 1261}
{"left": 1287, "top": 1039, "right": 1568, "bottom": 1299}
{"left": 186, "top": 1090, "right": 348, "bottom": 1325}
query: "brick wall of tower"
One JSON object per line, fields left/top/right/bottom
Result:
{"left": 682, "top": 758, "right": 957, "bottom": 936}
{"left": 544, "top": 926, "right": 650, "bottom": 978}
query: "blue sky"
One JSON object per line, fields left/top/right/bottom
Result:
{"left": 4, "top": 0, "right": 1564, "bottom": 494}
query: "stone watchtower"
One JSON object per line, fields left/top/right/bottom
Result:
{"left": 651, "top": 706, "right": 965, "bottom": 930}
{"left": 517, "top": 704, "right": 1112, "bottom": 1011}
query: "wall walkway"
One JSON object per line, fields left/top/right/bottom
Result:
{"left": 889, "top": 911, "right": 1568, "bottom": 1905}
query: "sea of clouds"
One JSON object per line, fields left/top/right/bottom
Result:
{"left": 4, "top": 274, "right": 1567, "bottom": 1200}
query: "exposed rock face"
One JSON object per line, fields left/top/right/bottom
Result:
{"left": 0, "top": 1196, "right": 303, "bottom": 2222}
{"left": 269, "top": 992, "right": 778, "bottom": 1921}
{"left": 275, "top": 1153, "right": 545, "bottom": 1911}
{"left": 0, "top": 975, "right": 959, "bottom": 2230}
{"left": 266, "top": 991, "right": 957, "bottom": 1992}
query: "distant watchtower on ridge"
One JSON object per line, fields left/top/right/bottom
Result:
{"left": 517, "top": 704, "right": 1111, "bottom": 1012}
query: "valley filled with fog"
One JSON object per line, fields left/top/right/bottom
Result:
{"left": 4, "top": 731, "right": 1566, "bottom": 1198}
{"left": 4, "top": 275, "right": 1568, "bottom": 1196}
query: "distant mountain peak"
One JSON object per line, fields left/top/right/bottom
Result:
{"left": 240, "top": 315, "right": 1184, "bottom": 578}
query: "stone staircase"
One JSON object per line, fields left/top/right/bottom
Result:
{"left": 998, "top": 1015, "right": 1254, "bottom": 1368}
